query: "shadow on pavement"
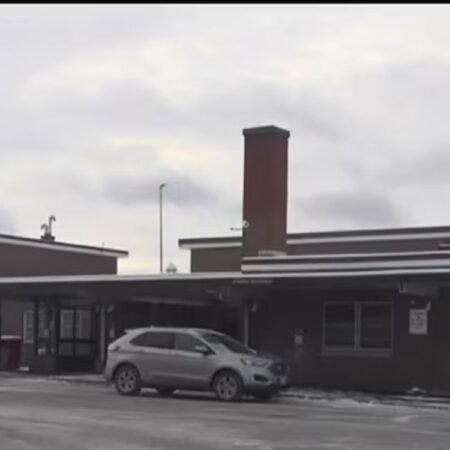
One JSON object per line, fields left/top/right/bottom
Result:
{"left": 137, "top": 389, "right": 279, "bottom": 405}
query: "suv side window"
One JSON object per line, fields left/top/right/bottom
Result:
{"left": 175, "top": 333, "right": 205, "bottom": 352}
{"left": 130, "top": 331, "right": 174, "bottom": 349}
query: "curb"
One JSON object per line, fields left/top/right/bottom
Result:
{"left": 279, "top": 391, "right": 450, "bottom": 411}
{"left": 49, "top": 376, "right": 106, "bottom": 386}
{"left": 51, "top": 377, "right": 450, "bottom": 410}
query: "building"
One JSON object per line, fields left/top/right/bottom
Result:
{"left": 179, "top": 126, "right": 450, "bottom": 395}
{"left": 1, "top": 125, "right": 450, "bottom": 395}
{"left": 0, "top": 232, "right": 128, "bottom": 371}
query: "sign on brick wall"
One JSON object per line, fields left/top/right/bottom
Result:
{"left": 409, "top": 309, "right": 428, "bottom": 335}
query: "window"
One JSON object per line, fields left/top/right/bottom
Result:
{"left": 60, "top": 309, "right": 92, "bottom": 340}
{"left": 130, "top": 331, "right": 174, "bottom": 349}
{"left": 60, "top": 310, "right": 75, "bottom": 339}
{"left": 324, "top": 304, "right": 356, "bottom": 347}
{"left": 23, "top": 311, "right": 33, "bottom": 344}
{"left": 22, "top": 309, "right": 46, "bottom": 344}
{"left": 175, "top": 333, "right": 204, "bottom": 352}
{"left": 59, "top": 342, "right": 74, "bottom": 356}
{"left": 324, "top": 303, "right": 393, "bottom": 352}
{"left": 201, "top": 332, "right": 254, "bottom": 354}
{"left": 76, "top": 310, "right": 91, "bottom": 339}
{"left": 360, "top": 304, "right": 392, "bottom": 349}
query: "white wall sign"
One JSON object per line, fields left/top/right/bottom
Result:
{"left": 409, "top": 309, "right": 428, "bottom": 335}
{"left": 294, "top": 329, "right": 304, "bottom": 345}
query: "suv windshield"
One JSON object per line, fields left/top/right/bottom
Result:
{"left": 201, "top": 332, "right": 255, "bottom": 355}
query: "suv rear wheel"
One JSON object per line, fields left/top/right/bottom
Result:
{"left": 213, "top": 370, "right": 243, "bottom": 402}
{"left": 114, "top": 364, "right": 141, "bottom": 396}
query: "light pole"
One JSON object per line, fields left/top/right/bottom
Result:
{"left": 159, "top": 183, "right": 166, "bottom": 273}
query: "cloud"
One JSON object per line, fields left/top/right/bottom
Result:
{"left": 0, "top": 208, "right": 16, "bottom": 234}
{"left": 4, "top": 5, "right": 450, "bottom": 273}
{"left": 380, "top": 147, "right": 450, "bottom": 188}
{"left": 192, "top": 84, "right": 350, "bottom": 145}
{"left": 102, "top": 172, "right": 218, "bottom": 208}
{"left": 300, "top": 190, "right": 406, "bottom": 229}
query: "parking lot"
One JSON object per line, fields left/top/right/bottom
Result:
{"left": 1, "top": 376, "right": 450, "bottom": 450}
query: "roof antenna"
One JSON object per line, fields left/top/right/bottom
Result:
{"left": 230, "top": 220, "right": 250, "bottom": 232}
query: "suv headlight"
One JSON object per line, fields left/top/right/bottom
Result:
{"left": 240, "top": 357, "right": 268, "bottom": 367}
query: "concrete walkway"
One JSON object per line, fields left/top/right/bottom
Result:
{"left": 2, "top": 371, "right": 450, "bottom": 411}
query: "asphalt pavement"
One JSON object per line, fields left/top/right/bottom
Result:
{"left": 0, "top": 376, "right": 450, "bottom": 449}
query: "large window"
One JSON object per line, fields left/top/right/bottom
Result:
{"left": 60, "top": 310, "right": 92, "bottom": 340}
{"left": 324, "top": 303, "right": 393, "bottom": 352}
{"left": 22, "top": 309, "right": 46, "bottom": 344}
{"left": 324, "top": 304, "right": 356, "bottom": 347}
{"left": 175, "top": 333, "right": 205, "bottom": 352}
{"left": 201, "top": 332, "right": 254, "bottom": 355}
{"left": 130, "top": 331, "right": 174, "bottom": 349}
{"left": 59, "top": 308, "right": 94, "bottom": 357}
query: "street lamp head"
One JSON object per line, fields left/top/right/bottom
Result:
{"left": 159, "top": 183, "right": 166, "bottom": 189}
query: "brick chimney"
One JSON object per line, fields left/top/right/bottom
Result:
{"left": 242, "top": 125, "right": 290, "bottom": 258}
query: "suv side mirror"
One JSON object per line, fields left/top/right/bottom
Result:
{"left": 194, "top": 344, "right": 212, "bottom": 356}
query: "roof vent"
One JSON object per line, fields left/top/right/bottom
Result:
{"left": 165, "top": 262, "right": 178, "bottom": 273}
{"left": 41, "top": 215, "right": 56, "bottom": 241}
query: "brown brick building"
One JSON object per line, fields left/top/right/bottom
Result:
{"left": 177, "top": 125, "right": 450, "bottom": 394}
{"left": 2, "top": 125, "right": 450, "bottom": 395}
{"left": 0, "top": 234, "right": 127, "bottom": 370}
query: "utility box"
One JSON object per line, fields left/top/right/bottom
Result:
{"left": 0, "top": 336, "right": 22, "bottom": 371}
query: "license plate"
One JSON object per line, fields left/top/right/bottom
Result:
{"left": 277, "top": 376, "right": 287, "bottom": 386}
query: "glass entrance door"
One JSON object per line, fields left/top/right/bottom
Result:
{"left": 58, "top": 306, "right": 96, "bottom": 371}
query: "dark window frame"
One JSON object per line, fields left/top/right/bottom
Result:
{"left": 23, "top": 309, "right": 46, "bottom": 344}
{"left": 58, "top": 306, "right": 95, "bottom": 357}
{"left": 174, "top": 333, "right": 205, "bottom": 353}
{"left": 130, "top": 331, "right": 175, "bottom": 350}
{"left": 323, "top": 302, "right": 356, "bottom": 348}
{"left": 322, "top": 302, "right": 394, "bottom": 355}
{"left": 359, "top": 303, "right": 393, "bottom": 349}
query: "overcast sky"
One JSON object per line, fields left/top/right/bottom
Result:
{"left": 2, "top": 4, "right": 450, "bottom": 273}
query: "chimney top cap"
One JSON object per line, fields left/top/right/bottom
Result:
{"left": 243, "top": 125, "right": 290, "bottom": 138}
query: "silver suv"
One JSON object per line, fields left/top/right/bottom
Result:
{"left": 104, "top": 327, "right": 289, "bottom": 401}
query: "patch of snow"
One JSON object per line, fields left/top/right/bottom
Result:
{"left": 407, "top": 386, "right": 428, "bottom": 396}
{"left": 392, "top": 414, "right": 421, "bottom": 423}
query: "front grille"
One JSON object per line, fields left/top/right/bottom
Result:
{"left": 269, "top": 361, "right": 288, "bottom": 375}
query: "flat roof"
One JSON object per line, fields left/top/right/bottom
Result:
{"left": 242, "top": 250, "right": 450, "bottom": 274}
{"left": 0, "top": 269, "right": 449, "bottom": 304}
{"left": 179, "top": 225, "right": 450, "bottom": 250}
{"left": 243, "top": 125, "right": 290, "bottom": 138}
{"left": 1, "top": 267, "right": 450, "bottom": 287}
{"left": 0, "top": 233, "right": 129, "bottom": 258}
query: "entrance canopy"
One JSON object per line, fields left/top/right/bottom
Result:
{"left": 0, "top": 268, "right": 450, "bottom": 303}
{"left": 1, "top": 268, "right": 450, "bottom": 375}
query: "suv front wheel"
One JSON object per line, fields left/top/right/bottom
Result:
{"left": 114, "top": 364, "right": 141, "bottom": 396}
{"left": 213, "top": 370, "right": 243, "bottom": 402}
